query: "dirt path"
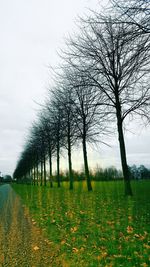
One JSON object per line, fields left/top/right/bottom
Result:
{"left": 0, "top": 184, "right": 62, "bottom": 267}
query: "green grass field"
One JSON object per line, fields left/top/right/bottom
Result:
{"left": 12, "top": 181, "right": 150, "bottom": 267}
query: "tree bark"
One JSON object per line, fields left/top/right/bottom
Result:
{"left": 48, "top": 145, "right": 53, "bottom": 188}
{"left": 40, "top": 160, "right": 43, "bottom": 186}
{"left": 82, "top": 135, "right": 92, "bottom": 191}
{"left": 36, "top": 163, "right": 38, "bottom": 186}
{"left": 57, "top": 140, "right": 61, "bottom": 188}
{"left": 29, "top": 169, "right": 31, "bottom": 181}
{"left": 116, "top": 96, "right": 133, "bottom": 196}
{"left": 43, "top": 153, "right": 47, "bottom": 186}
{"left": 33, "top": 165, "right": 36, "bottom": 186}
{"left": 68, "top": 133, "right": 73, "bottom": 190}
{"left": 67, "top": 123, "right": 73, "bottom": 190}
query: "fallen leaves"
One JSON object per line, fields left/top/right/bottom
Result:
{"left": 79, "top": 210, "right": 85, "bottom": 215}
{"left": 119, "top": 231, "right": 124, "bottom": 237}
{"left": 70, "top": 226, "right": 78, "bottom": 233}
{"left": 127, "top": 225, "right": 134, "bottom": 234}
{"left": 106, "top": 220, "right": 114, "bottom": 226}
{"left": 31, "top": 219, "right": 36, "bottom": 225}
{"left": 44, "top": 239, "right": 53, "bottom": 245}
{"left": 72, "top": 247, "right": 79, "bottom": 253}
{"left": 0, "top": 254, "right": 4, "bottom": 264}
{"left": 65, "top": 211, "right": 74, "bottom": 219}
{"left": 140, "top": 263, "right": 149, "bottom": 267}
{"left": 12, "top": 182, "right": 150, "bottom": 267}
{"left": 113, "top": 254, "right": 125, "bottom": 258}
{"left": 143, "top": 243, "right": 150, "bottom": 249}
{"left": 97, "top": 251, "right": 108, "bottom": 261}
{"left": 134, "top": 251, "right": 143, "bottom": 259}
{"left": 61, "top": 240, "right": 66, "bottom": 245}
{"left": 33, "top": 245, "right": 40, "bottom": 251}
{"left": 134, "top": 233, "right": 146, "bottom": 241}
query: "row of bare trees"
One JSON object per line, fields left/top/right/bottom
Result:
{"left": 13, "top": 0, "right": 150, "bottom": 195}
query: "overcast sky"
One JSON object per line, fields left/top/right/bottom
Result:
{"left": 0, "top": 0, "right": 150, "bottom": 176}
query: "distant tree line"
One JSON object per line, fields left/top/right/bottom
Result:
{"left": 53, "top": 164, "right": 150, "bottom": 181}
{"left": 13, "top": 164, "right": 150, "bottom": 185}
{"left": 0, "top": 175, "right": 12, "bottom": 183}
{"left": 129, "top": 165, "right": 150, "bottom": 180}
{"left": 13, "top": 0, "right": 150, "bottom": 196}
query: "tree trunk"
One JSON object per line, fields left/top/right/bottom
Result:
{"left": 116, "top": 96, "right": 133, "bottom": 196}
{"left": 57, "top": 140, "right": 61, "bottom": 188}
{"left": 82, "top": 135, "right": 92, "bottom": 191}
{"left": 36, "top": 163, "right": 38, "bottom": 186}
{"left": 68, "top": 134, "right": 73, "bottom": 190}
{"left": 48, "top": 145, "right": 53, "bottom": 188}
{"left": 43, "top": 153, "right": 47, "bottom": 186}
{"left": 40, "top": 159, "right": 43, "bottom": 186}
{"left": 29, "top": 169, "right": 31, "bottom": 181}
{"left": 33, "top": 165, "right": 36, "bottom": 186}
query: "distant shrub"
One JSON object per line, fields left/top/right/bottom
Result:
{"left": 93, "top": 165, "right": 123, "bottom": 181}
{"left": 52, "top": 166, "right": 123, "bottom": 182}
{"left": 129, "top": 164, "right": 150, "bottom": 180}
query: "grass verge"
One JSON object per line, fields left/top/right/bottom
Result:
{"left": 12, "top": 180, "right": 150, "bottom": 267}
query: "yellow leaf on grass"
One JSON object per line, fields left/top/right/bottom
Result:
{"left": 65, "top": 211, "right": 74, "bottom": 219}
{"left": 0, "top": 254, "right": 4, "bottom": 263}
{"left": 134, "top": 234, "right": 140, "bottom": 238}
{"left": 79, "top": 210, "right": 85, "bottom": 214}
{"left": 44, "top": 239, "right": 53, "bottom": 245}
{"left": 32, "top": 219, "right": 36, "bottom": 225}
{"left": 141, "top": 263, "right": 148, "bottom": 267}
{"left": 33, "top": 246, "right": 40, "bottom": 251}
{"left": 97, "top": 255, "right": 101, "bottom": 261}
{"left": 105, "top": 264, "right": 113, "bottom": 267}
{"left": 124, "top": 236, "right": 130, "bottom": 241}
{"left": 72, "top": 247, "right": 79, "bottom": 253}
{"left": 127, "top": 225, "right": 133, "bottom": 234}
{"left": 97, "top": 252, "right": 108, "bottom": 261}
{"left": 119, "top": 232, "right": 124, "bottom": 238}
{"left": 70, "top": 226, "right": 78, "bottom": 233}
{"left": 113, "top": 254, "right": 125, "bottom": 258}
{"left": 143, "top": 244, "right": 150, "bottom": 249}
{"left": 106, "top": 220, "right": 114, "bottom": 226}
{"left": 134, "top": 233, "right": 145, "bottom": 240}
{"left": 72, "top": 236, "right": 76, "bottom": 242}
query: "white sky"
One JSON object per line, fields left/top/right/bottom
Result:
{"left": 0, "top": 0, "right": 150, "bottom": 176}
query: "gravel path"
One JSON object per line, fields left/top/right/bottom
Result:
{"left": 0, "top": 184, "right": 62, "bottom": 267}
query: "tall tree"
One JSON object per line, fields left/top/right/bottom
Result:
{"left": 64, "top": 15, "right": 150, "bottom": 195}
{"left": 60, "top": 68, "right": 108, "bottom": 191}
{"left": 30, "top": 122, "right": 48, "bottom": 186}
{"left": 45, "top": 97, "right": 64, "bottom": 188}
{"left": 50, "top": 84, "right": 78, "bottom": 190}
{"left": 39, "top": 113, "right": 55, "bottom": 188}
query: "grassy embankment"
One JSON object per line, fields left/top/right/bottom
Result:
{"left": 12, "top": 181, "right": 150, "bottom": 267}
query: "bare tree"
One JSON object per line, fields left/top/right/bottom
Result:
{"left": 111, "top": 0, "right": 150, "bottom": 33}
{"left": 64, "top": 15, "right": 150, "bottom": 195}
{"left": 13, "top": 135, "right": 40, "bottom": 184}
{"left": 45, "top": 96, "right": 64, "bottom": 188}
{"left": 50, "top": 84, "right": 77, "bottom": 190}
{"left": 30, "top": 122, "right": 48, "bottom": 186}
{"left": 59, "top": 67, "right": 109, "bottom": 191}
{"left": 39, "top": 113, "right": 56, "bottom": 188}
